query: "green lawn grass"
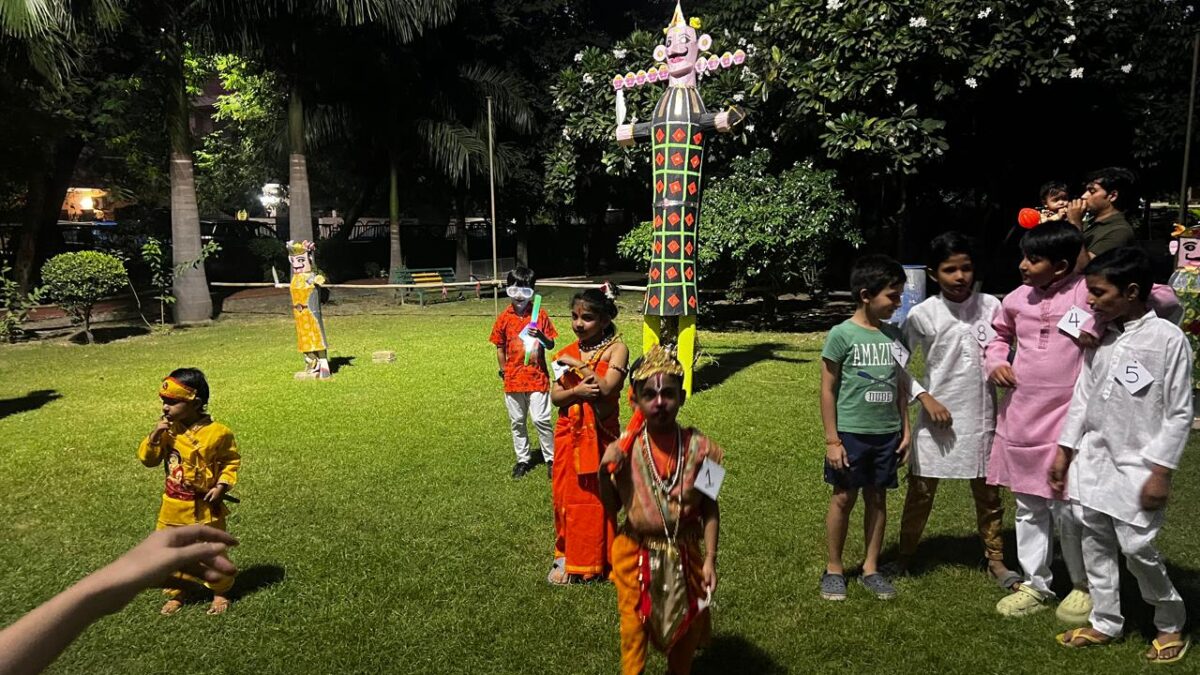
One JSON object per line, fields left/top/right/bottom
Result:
{"left": 1, "top": 288, "right": 1198, "bottom": 674}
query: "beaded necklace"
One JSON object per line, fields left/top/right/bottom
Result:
{"left": 641, "top": 425, "right": 684, "bottom": 555}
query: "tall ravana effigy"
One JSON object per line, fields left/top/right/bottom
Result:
{"left": 613, "top": 1, "right": 746, "bottom": 394}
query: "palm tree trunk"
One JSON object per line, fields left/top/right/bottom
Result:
{"left": 168, "top": 51, "right": 212, "bottom": 325}
{"left": 288, "top": 84, "right": 313, "bottom": 242}
{"left": 388, "top": 159, "right": 404, "bottom": 275}
{"left": 14, "top": 136, "right": 83, "bottom": 293}
{"left": 454, "top": 196, "right": 470, "bottom": 281}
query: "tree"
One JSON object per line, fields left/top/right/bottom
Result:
{"left": 754, "top": 0, "right": 1199, "bottom": 256}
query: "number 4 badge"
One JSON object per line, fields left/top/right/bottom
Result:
{"left": 1117, "top": 359, "right": 1154, "bottom": 395}
{"left": 1057, "top": 305, "right": 1092, "bottom": 339}
{"left": 694, "top": 458, "right": 725, "bottom": 501}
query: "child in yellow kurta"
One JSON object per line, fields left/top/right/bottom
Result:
{"left": 138, "top": 368, "right": 241, "bottom": 615}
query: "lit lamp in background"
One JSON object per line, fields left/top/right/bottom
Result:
{"left": 80, "top": 195, "right": 95, "bottom": 211}
{"left": 259, "top": 182, "right": 288, "bottom": 217}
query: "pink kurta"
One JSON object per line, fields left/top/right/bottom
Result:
{"left": 985, "top": 275, "right": 1097, "bottom": 499}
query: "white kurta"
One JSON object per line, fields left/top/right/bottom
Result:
{"left": 1060, "top": 311, "right": 1193, "bottom": 527}
{"left": 902, "top": 293, "right": 1002, "bottom": 479}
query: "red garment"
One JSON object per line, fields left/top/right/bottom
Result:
{"left": 489, "top": 305, "right": 557, "bottom": 393}
{"left": 553, "top": 340, "right": 620, "bottom": 576}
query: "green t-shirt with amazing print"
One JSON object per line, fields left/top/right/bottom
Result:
{"left": 821, "top": 320, "right": 904, "bottom": 434}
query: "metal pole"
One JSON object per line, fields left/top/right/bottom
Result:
{"left": 1180, "top": 33, "right": 1199, "bottom": 227}
{"left": 487, "top": 97, "right": 499, "bottom": 315}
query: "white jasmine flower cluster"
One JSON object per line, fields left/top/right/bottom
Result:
{"left": 1070, "top": 67, "right": 1084, "bottom": 79}
{"left": 965, "top": 77, "right": 978, "bottom": 89}
{"left": 909, "top": 16, "right": 928, "bottom": 28}
{"left": 978, "top": 8, "right": 992, "bottom": 19}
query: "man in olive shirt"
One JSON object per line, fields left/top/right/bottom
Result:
{"left": 1066, "top": 167, "right": 1137, "bottom": 260}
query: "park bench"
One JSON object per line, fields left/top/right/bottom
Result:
{"left": 389, "top": 267, "right": 461, "bottom": 306}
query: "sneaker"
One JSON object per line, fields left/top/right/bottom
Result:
{"left": 512, "top": 461, "right": 533, "bottom": 479}
{"left": 820, "top": 572, "right": 847, "bottom": 601}
{"left": 996, "top": 584, "right": 1051, "bottom": 616}
{"left": 1056, "top": 589, "right": 1093, "bottom": 624}
{"left": 860, "top": 573, "right": 897, "bottom": 600}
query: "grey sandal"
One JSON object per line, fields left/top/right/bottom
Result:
{"left": 991, "top": 569, "right": 1022, "bottom": 591}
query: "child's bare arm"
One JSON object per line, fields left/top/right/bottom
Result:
{"left": 820, "top": 359, "right": 847, "bottom": 470}
{"left": 137, "top": 421, "right": 171, "bottom": 467}
{"left": 701, "top": 497, "right": 720, "bottom": 592}
{"left": 595, "top": 343, "right": 630, "bottom": 396}
{"left": 896, "top": 371, "right": 911, "bottom": 463}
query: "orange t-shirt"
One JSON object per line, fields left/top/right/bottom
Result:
{"left": 490, "top": 305, "right": 558, "bottom": 393}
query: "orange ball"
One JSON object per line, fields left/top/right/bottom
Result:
{"left": 1017, "top": 208, "right": 1041, "bottom": 229}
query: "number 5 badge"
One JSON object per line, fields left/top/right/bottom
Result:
{"left": 1117, "top": 359, "right": 1154, "bottom": 395}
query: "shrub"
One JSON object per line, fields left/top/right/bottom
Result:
{"left": 248, "top": 236, "right": 287, "bottom": 282}
{"left": 40, "top": 251, "right": 129, "bottom": 344}
{"left": 618, "top": 150, "right": 862, "bottom": 308}
{"left": 0, "top": 263, "right": 41, "bottom": 343}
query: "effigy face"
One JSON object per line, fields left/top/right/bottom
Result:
{"left": 1171, "top": 237, "right": 1200, "bottom": 269}
{"left": 665, "top": 26, "right": 700, "bottom": 82}
{"left": 289, "top": 251, "right": 313, "bottom": 275}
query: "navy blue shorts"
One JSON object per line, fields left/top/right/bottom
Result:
{"left": 823, "top": 431, "right": 900, "bottom": 490}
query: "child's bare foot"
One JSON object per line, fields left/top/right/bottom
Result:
{"left": 987, "top": 560, "right": 1021, "bottom": 591}
{"left": 207, "top": 596, "right": 230, "bottom": 615}
{"left": 160, "top": 599, "right": 184, "bottom": 616}
{"left": 1146, "top": 632, "right": 1190, "bottom": 663}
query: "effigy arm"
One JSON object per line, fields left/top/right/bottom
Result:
{"left": 615, "top": 121, "right": 653, "bottom": 148}
{"left": 698, "top": 106, "right": 746, "bottom": 134}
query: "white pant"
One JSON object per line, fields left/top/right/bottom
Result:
{"left": 1074, "top": 503, "right": 1185, "bottom": 637}
{"left": 1014, "top": 492, "right": 1086, "bottom": 597}
{"left": 504, "top": 391, "right": 553, "bottom": 463}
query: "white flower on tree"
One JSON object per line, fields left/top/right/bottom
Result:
{"left": 977, "top": 7, "right": 992, "bottom": 19}
{"left": 582, "top": 73, "right": 595, "bottom": 85}
{"left": 574, "top": 52, "right": 583, "bottom": 63}
{"left": 827, "top": 0, "right": 844, "bottom": 10}
{"left": 613, "top": 48, "right": 627, "bottom": 60}
{"left": 1070, "top": 67, "right": 1084, "bottom": 79}
{"left": 965, "top": 77, "right": 978, "bottom": 89}
{"left": 909, "top": 16, "right": 928, "bottom": 28}
{"left": 1063, "top": 34, "right": 1076, "bottom": 44}
{"left": 1121, "top": 64, "right": 1133, "bottom": 74}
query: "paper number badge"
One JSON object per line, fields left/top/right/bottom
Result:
{"left": 971, "top": 320, "right": 996, "bottom": 346}
{"left": 891, "top": 340, "right": 910, "bottom": 368}
{"left": 694, "top": 458, "right": 725, "bottom": 501}
{"left": 1117, "top": 359, "right": 1154, "bottom": 395}
{"left": 550, "top": 360, "right": 570, "bottom": 381}
{"left": 1057, "top": 305, "right": 1092, "bottom": 338}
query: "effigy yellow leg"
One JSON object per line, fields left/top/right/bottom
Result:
{"left": 677, "top": 315, "right": 696, "bottom": 396}
{"left": 643, "top": 315, "right": 662, "bottom": 353}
